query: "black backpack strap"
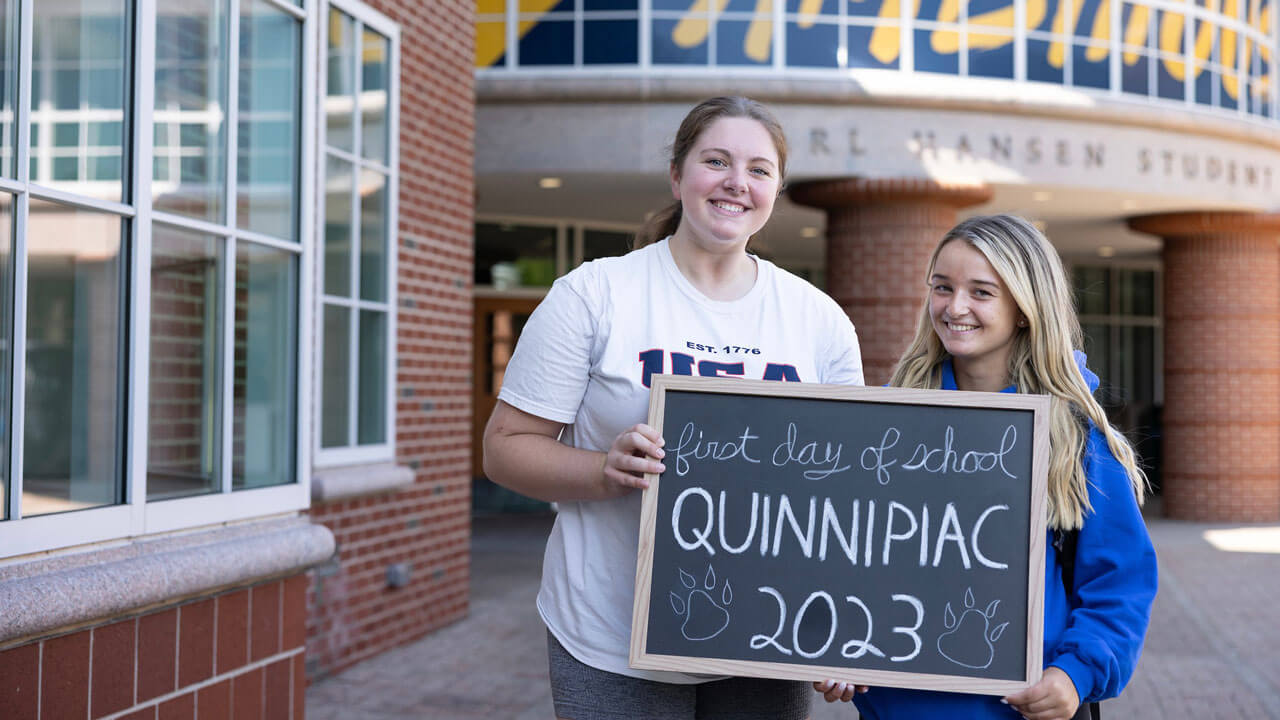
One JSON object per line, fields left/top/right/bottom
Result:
{"left": 1054, "top": 527, "right": 1101, "bottom": 719}
{"left": 1053, "top": 526, "right": 1079, "bottom": 591}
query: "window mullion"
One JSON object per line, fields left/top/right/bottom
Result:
{"left": 222, "top": 0, "right": 242, "bottom": 495}
{"left": 383, "top": 26, "right": 399, "bottom": 454}
{"left": 347, "top": 21, "right": 363, "bottom": 447}
{"left": 8, "top": 192, "right": 27, "bottom": 521}
{"left": 16, "top": 0, "right": 29, "bottom": 185}
{"left": 315, "top": 4, "right": 330, "bottom": 459}
{"left": 297, "top": 0, "right": 316, "bottom": 486}
{"left": 129, "top": 0, "right": 158, "bottom": 521}
{"left": 220, "top": 233, "right": 236, "bottom": 494}
{"left": 7, "top": 0, "right": 34, "bottom": 520}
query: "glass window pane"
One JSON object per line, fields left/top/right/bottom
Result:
{"left": 358, "top": 169, "right": 387, "bottom": 302}
{"left": 320, "top": 305, "right": 350, "bottom": 448}
{"left": 519, "top": 20, "right": 573, "bottom": 65}
{"left": 154, "top": 0, "right": 228, "bottom": 224}
{"left": 786, "top": 22, "right": 838, "bottom": 68}
{"left": 1074, "top": 266, "right": 1109, "bottom": 315}
{"left": 323, "top": 155, "right": 353, "bottom": 296}
{"left": 360, "top": 28, "right": 389, "bottom": 165}
{"left": 475, "top": 222, "right": 557, "bottom": 287}
{"left": 0, "top": 0, "right": 15, "bottom": 179}
{"left": 582, "top": 228, "right": 630, "bottom": 263}
{"left": 1116, "top": 325, "right": 1156, "bottom": 406}
{"left": 0, "top": 195, "right": 11, "bottom": 519}
{"left": 326, "top": 8, "right": 356, "bottom": 154}
{"left": 1118, "top": 269, "right": 1156, "bottom": 316}
{"left": 652, "top": 19, "right": 707, "bottom": 65}
{"left": 148, "top": 226, "right": 222, "bottom": 500}
{"left": 23, "top": 199, "right": 124, "bottom": 517}
{"left": 1080, "top": 322, "right": 1111, "bottom": 389}
{"left": 32, "top": 0, "right": 129, "bottom": 202}
{"left": 232, "top": 242, "right": 297, "bottom": 489}
{"left": 915, "top": 28, "right": 959, "bottom": 74}
{"left": 357, "top": 309, "right": 386, "bottom": 445}
{"left": 237, "top": 0, "right": 300, "bottom": 240}
{"left": 584, "top": 20, "right": 638, "bottom": 64}
{"left": 846, "top": 25, "right": 900, "bottom": 70}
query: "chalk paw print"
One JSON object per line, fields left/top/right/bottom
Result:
{"left": 670, "top": 565, "right": 732, "bottom": 641}
{"left": 936, "top": 587, "right": 1008, "bottom": 669}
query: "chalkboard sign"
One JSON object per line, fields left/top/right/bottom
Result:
{"left": 630, "top": 375, "right": 1050, "bottom": 695}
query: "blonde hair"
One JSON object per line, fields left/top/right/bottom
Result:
{"left": 889, "top": 214, "right": 1148, "bottom": 530}
{"left": 634, "top": 96, "right": 789, "bottom": 249}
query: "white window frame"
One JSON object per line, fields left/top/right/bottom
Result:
{"left": 313, "top": 0, "right": 400, "bottom": 468}
{"left": 0, "top": 0, "right": 316, "bottom": 559}
{"left": 474, "top": 214, "right": 639, "bottom": 292}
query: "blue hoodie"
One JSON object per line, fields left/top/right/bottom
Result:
{"left": 853, "top": 353, "right": 1158, "bottom": 720}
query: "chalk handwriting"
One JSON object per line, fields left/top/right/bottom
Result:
{"left": 671, "top": 487, "right": 1009, "bottom": 570}
{"left": 860, "top": 428, "right": 900, "bottom": 485}
{"left": 750, "top": 587, "right": 925, "bottom": 663}
{"left": 672, "top": 422, "right": 761, "bottom": 477}
{"left": 901, "top": 425, "right": 1018, "bottom": 479}
{"left": 771, "top": 423, "right": 851, "bottom": 480}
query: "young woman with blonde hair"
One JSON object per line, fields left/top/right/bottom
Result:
{"left": 816, "top": 214, "right": 1157, "bottom": 720}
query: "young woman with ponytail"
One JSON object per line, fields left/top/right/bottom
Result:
{"left": 484, "top": 96, "right": 864, "bottom": 719}
{"left": 815, "top": 214, "right": 1157, "bottom": 720}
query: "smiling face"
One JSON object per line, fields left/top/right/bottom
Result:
{"left": 928, "top": 239, "right": 1024, "bottom": 386}
{"left": 669, "top": 116, "right": 781, "bottom": 255}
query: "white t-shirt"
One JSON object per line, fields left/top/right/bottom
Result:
{"left": 498, "top": 239, "right": 864, "bottom": 683}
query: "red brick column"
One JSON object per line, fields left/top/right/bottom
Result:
{"left": 789, "top": 178, "right": 993, "bottom": 385}
{"left": 1129, "top": 212, "right": 1280, "bottom": 522}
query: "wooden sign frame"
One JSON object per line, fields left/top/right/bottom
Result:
{"left": 630, "top": 374, "right": 1051, "bottom": 695}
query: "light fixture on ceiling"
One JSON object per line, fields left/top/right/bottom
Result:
{"left": 1098, "top": 245, "right": 1116, "bottom": 258}
{"left": 1032, "top": 190, "right": 1052, "bottom": 202}
{"left": 801, "top": 226, "right": 820, "bottom": 238}
{"left": 1122, "top": 199, "right": 1139, "bottom": 210}
{"left": 539, "top": 177, "right": 562, "bottom": 189}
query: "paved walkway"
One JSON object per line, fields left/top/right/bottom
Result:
{"left": 307, "top": 505, "right": 1280, "bottom": 719}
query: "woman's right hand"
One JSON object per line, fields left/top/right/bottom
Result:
{"left": 812, "top": 679, "right": 869, "bottom": 703}
{"left": 601, "top": 423, "right": 665, "bottom": 496}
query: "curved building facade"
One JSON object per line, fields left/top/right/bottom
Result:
{"left": 471, "top": 0, "right": 1280, "bottom": 521}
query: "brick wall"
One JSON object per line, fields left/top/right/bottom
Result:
{"left": 1161, "top": 231, "right": 1280, "bottom": 521}
{"left": 1130, "top": 211, "right": 1280, "bottom": 522}
{"left": 305, "top": 0, "right": 475, "bottom": 679}
{"left": 0, "top": 576, "right": 307, "bottom": 719}
{"left": 789, "top": 179, "right": 993, "bottom": 385}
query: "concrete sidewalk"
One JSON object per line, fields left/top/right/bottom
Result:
{"left": 307, "top": 506, "right": 1280, "bottom": 719}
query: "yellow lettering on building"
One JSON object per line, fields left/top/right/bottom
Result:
{"left": 1047, "top": 0, "right": 1090, "bottom": 66}
{"left": 475, "top": 0, "right": 1278, "bottom": 103}
{"left": 1220, "top": 0, "right": 1239, "bottom": 98}
{"left": 932, "top": 0, "right": 1048, "bottom": 51}
{"left": 870, "top": 0, "right": 917, "bottom": 64}
{"left": 674, "top": 0, "right": 774, "bottom": 62}
{"left": 1158, "top": 8, "right": 1187, "bottom": 80}
{"left": 796, "top": 0, "right": 825, "bottom": 28}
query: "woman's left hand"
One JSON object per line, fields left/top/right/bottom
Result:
{"left": 811, "top": 679, "right": 869, "bottom": 703}
{"left": 1002, "top": 666, "right": 1080, "bottom": 720}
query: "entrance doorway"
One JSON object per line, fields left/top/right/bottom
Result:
{"left": 471, "top": 292, "right": 550, "bottom": 513}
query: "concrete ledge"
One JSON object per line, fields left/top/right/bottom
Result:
{"left": 312, "top": 462, "right": 414, "bottom": 503}
{"left": 0, "top": 516, "right": 334, "bottom": 648}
